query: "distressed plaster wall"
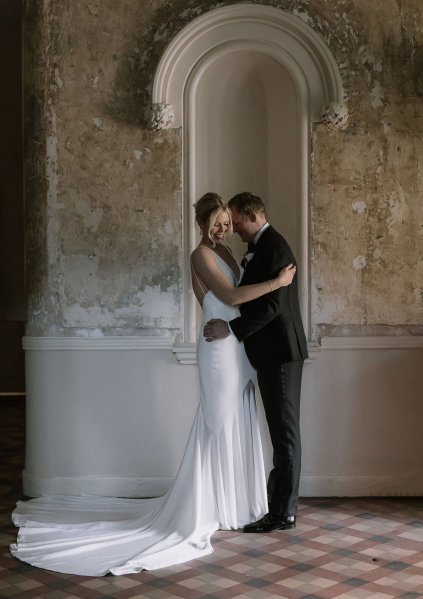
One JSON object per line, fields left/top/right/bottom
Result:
{"left": 312, "top": 0, "right": 423, "bottom": 338}
{"left": 24, "top": 0, "right": 183, "bottom": 337}
{"left": 24, "top": 0, "right": 422, "bottom": 339}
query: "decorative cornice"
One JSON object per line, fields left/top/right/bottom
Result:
{"left": 23, "top": 336, "right": 174, "bottom": 351}
{"left": 147, "top": 103, "right": 175, "bottom": 130}
{"left": 320, "top": 101, "right": 349, "bottom": 129}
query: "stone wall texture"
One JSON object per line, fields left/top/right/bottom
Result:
{"left": 24, "top": 0, "right": 422, "bottom": 339}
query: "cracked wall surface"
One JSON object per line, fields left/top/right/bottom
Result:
{"left": 312, "top": 0, "right": 422, "bottom": 338}
{"left": 24, "top": 0, "right": 422, "bottom": 339}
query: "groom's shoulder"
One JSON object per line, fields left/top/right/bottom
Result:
{"left": 262, "top": 226, "right": 294, "bottom": 258}
{"left": 263, "top": 225, "right": 288, "bottom": 246}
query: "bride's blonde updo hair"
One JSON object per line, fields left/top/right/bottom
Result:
{"left": 193, "top": 192, "right": 232, "bottom": 246}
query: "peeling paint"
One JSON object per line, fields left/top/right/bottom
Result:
{"left": 46, "top": 104, "right": 60, "bottom": 272}
{"left": 54, "top": 67, "right": 63, "bottom": 89}
{"left": 292, "top": 8, "right": 313, "bottom": 26}
{"left": 63, "top": 285, "right": 181, "bottom": 330}
{"left": 370, "top": 80, "right": 384, "bottom": 109}
{"left": 352, "top": 200, "right": 366, "bottom": 214}
{"left": 358, "top": 45, "right": 382, "bottom": 72}
{"left": 353, "top": 255, "right": 367, "bottom": 270}
{"left": 387, "top": 186, "right": 410, "bottom": 231}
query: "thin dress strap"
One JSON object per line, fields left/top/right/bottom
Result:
{"left": 190, "top": 255, "right": 208, "bottom": 305}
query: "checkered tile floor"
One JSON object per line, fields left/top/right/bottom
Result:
{"left": 1, "top": 397, "right": 422, "bottom": 598}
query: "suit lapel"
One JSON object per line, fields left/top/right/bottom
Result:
{"left": 240, "top": 226, "right": 272, "bottom": 284}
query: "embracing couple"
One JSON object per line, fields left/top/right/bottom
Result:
{"left": 191, "top": 191, "right": 308, "bottom": 534}
{"left": 11, "top": 191, "right": 308, "bottom": 576}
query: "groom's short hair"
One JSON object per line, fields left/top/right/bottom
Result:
{"left": 228, "top": 192, "right": 266, "bottom": 218}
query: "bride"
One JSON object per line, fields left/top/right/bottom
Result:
{"left": 11, "top": 192, "right": 295, "bottom": 576}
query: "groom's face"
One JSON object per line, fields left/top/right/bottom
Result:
{"left": 230, "top": 206, "right": 258, "bottom": 243}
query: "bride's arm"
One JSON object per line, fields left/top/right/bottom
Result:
{"left": 191, "top": 247, "right": 295, "bottom": 306}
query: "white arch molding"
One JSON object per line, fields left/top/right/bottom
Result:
{"left": 151, "top": 3, "right": 346, "bottom": 356}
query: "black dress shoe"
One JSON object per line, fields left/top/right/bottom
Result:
{"left": 243, "top": 513, "right": 296, "bottom": 533}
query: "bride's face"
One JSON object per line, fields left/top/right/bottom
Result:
{"left": 208, "top": 210, "right": 231, "bottom": 245}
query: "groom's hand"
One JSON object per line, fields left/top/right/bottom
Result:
{"left": 204, "top": 319, "right": 230, "bottom": 342}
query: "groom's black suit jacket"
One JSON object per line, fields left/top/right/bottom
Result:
{"left": 230, "top": 226, "right": 308, "bottom": 369}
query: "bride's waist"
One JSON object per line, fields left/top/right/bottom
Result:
{"left": 202, "top": 306, "right": 240, "bottom": 321}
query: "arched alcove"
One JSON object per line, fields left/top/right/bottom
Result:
{"left": 151, "top": 3, "right": 346, "bottom": 352}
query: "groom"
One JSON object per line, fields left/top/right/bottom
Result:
{"left": 204, "top": 192, "right": 308, "bottom": 532}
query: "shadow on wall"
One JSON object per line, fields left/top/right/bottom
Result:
{"left": 103, "top": 0, "right": 364, "bottom": 128}
{"left": 102, "top": 1, "right": 224, "bottom": 127}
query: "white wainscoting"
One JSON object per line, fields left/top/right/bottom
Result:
{"left": 22, "top": 336, "right": 199, "bottom": 498}
{"left": 22, "top": 336, "right": 423, "bottom": 498}
{"left": 300, "top": 336, "right": 423, "bottom": 497}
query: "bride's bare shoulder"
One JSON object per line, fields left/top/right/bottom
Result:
{"left": 192, "top": 245, "right": 215, "bottom": 257}
{"left": 191, "top": 245, "right": 213, "bottom": 267}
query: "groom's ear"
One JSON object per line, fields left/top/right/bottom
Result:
{"left": 249, "top": 211, "right": 258, "bottom": 222}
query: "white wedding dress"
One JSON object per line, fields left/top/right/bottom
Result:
{"left": 11, "top": 255, "right": 267, "bottom": 576}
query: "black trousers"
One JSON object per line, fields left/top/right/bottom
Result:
{"left": 257, "top": 360, "right": 304, "bottom": 517}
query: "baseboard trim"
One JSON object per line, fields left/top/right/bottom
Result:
{"left": 299, "top": 474, "right": 423, "bottom": 497}
{"left": 22, "top": 471, "right": 423, "bottom": 499}
{"left": 320, "top": 336, "right": 423, "bottom": 350}
{"left": 22, "top": 472, "right": 173, "bottom": 498}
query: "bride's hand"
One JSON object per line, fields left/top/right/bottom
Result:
{"left": 277, "top": 263, "right": 296, "bottom": 287}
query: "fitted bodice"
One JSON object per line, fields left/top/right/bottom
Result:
{"left": 196, "top": 253, "right": 255, "bottom": 433}
{"left": 200, "top": 254, "right": 240, "bottom": 324}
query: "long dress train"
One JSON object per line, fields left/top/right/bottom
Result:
{"left": 11, "top": 255, "right": 267, "bottom": 576}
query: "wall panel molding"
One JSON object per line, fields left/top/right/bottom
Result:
{"left": 172, "top": 337, "right": 423, "bottom": 364}
{"left": 320, "top": 336, "right": 423, "bottom": 350}
{"left": 22, "top": 336, "right": 174, "bottom": 351}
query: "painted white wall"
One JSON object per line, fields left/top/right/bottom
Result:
{"left": 23, "top": 338, "right": 423, "bottom": 498}
{"left": 299, "top": 341, "right": 423, "bottom": 496}
{"left": 23, "top": 339, "right": 199, "bottom": 497}
{"left": 194, "top": 51, "right": 299, "bottom": 261}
